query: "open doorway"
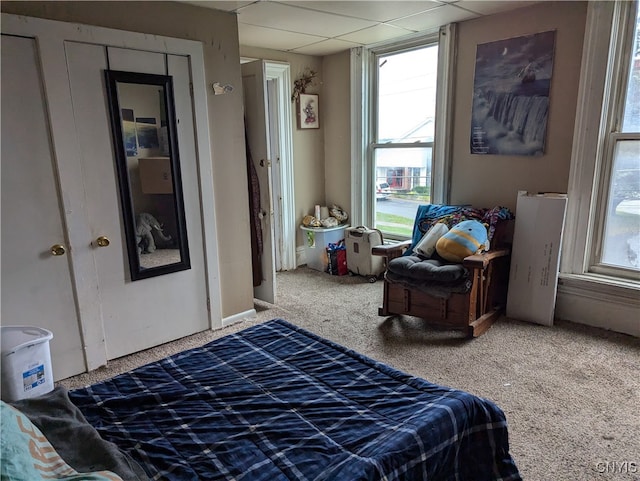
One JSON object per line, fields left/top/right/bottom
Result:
{"left": 242, "top": 59, "right": 296, "bottom": 304}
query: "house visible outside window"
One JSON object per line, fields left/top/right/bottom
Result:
{"left": 371, "top": 43, "right": 439, "bottom": 238}
{"left": 592, "top": 1, "right": 640, "bottom": 278}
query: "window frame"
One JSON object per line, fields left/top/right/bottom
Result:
{"left": 562, "top": 0, "right": 640, "bottom": 285}
{"left": 589, "top": 0, "right": 640, "bottom": 279}
{"left": 350, "top": 25, "right": 456, "bottom": 237}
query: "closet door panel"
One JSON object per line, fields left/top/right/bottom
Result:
{"left": 65, "top": 42, "right": 209, "bottom": 360}
{"left": 0, "top": 35, "right": 86, "bottom": 379}
{"left": 166, "top": 53, "right": 208, "bottom": 328}
{"left": 107, "top": 47, "right": 165, "bottom": 75}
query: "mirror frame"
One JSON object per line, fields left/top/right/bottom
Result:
{"left": 104, "top": 69, "right": 191, "bottom": 281}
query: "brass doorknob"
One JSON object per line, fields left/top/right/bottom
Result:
{"left": 50, "top": 244, "right": 66, "bottom": 256}
{"left": 96, "top": 236, "right": 110, "bottom": 247}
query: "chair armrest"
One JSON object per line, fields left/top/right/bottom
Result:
{"left": 372, "top": 240, "right": 412, "bottom": 260}
{"left": 463, "top": 248, "right": 511, "bottom": 269}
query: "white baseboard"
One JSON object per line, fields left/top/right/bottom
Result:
{"left": 222, "top": 308, "right": 257, "bottom": 328}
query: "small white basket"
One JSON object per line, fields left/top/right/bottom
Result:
{"left": 1, "top": 326, "right": 54, "bottom": 402}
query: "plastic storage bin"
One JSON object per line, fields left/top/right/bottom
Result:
{"left": 1, "top": 326, "right": 54, "bottom": 402}
{"left": 300, "top": 225, "right": 348, "bottom": 272}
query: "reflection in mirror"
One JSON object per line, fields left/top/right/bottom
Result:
{"left": 104, "top": 70, "right": 190, "bottom": 281}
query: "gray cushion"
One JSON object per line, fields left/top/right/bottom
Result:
{"left": 387, "top": 255, "right": 467, "bottom": 283}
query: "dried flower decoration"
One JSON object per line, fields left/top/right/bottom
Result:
{"left": 292, "top": 68, "right": 318, "bottom": 102}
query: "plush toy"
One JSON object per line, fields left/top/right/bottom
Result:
{"left": 302, "top": 215, "right": 321, "bottom": 227}
{"left": 136, "top": 212, "right": 172, "bottom": 254}
{"left": 435, "top": 219, "right": 489, "bottom": 263}
{"left": 329, "top": 204, "right": 348, "bottom": 222}
{"left": 321, "top": 216, "right": 339, "bottom": 228}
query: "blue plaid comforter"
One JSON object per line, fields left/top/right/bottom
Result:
{"left": 69, "top": 319, "right": 521, "bottom": 481}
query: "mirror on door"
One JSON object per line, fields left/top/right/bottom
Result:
{"left": 104, "top": 70, "right": 190, "bottom": 281}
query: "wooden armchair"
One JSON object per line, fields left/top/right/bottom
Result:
{"left": 372, "top": 205, "right": 514, "bottom": 338}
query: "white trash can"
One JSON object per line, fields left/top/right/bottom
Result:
{"left": 1, "top": 326, "right": 54, "bottom": 402}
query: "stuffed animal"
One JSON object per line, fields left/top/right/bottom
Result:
{"left": 321, "top": 216, "right": 339, "bottom": 228}
{"left": 136, "top": 212, "right": 172, "bottom": 254}
{"left": 435, "top": 219, "right": 489, "bottom": 263}
{"left": 302, "top": 215, "right": 321, "bottom": 227}
{"left": 329, "top": 204, "right": 348, "bottom": 222}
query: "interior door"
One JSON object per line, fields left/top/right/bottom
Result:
{"left": 63, "top": 43, "right": 210, "bottom": 360}
{"left": 242, "top": 60, "right": 276, "bottom": 304}
{"left": 267, "top": 79, "right": 284, "bottom": 271}
{"left": 0, "top": 35, "right": 86, "bottom": 379}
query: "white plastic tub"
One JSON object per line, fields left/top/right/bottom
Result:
{"left": 300, "top": 225, "right": 348, "bottom": 272}
{"left": 1, "top": 326, "right": 54, "bottom": 402}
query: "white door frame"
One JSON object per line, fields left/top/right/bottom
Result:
{"left": 1, "top": 13, "right": 223, "bottom": 370}
{"left": 264, "top": 61, "right": 296, "bottom": 271}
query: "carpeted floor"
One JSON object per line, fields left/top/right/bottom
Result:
{"left": 61, "top": 266, "right": 640, "bottom": 481}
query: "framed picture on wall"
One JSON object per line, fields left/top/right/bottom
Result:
{"left": 297, "top": 93, "right": 319, "bottom": 129}
{"left": 470, "top": 30, "right": 556, "bottom": 156}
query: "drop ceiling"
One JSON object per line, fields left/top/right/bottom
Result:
{"left": 184, "top": 0, "right": 540, "bottom": 56}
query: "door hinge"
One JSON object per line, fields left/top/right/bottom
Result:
{"left": 189, "top": 82, "right": 194, "bottom": 96}
{"left": 206, "top": 297, "right": 211, "bottom": 312}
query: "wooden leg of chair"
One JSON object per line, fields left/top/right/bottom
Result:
{"left": 379, "top": 281, "right": 391, "bottom": 316}
{"left": 468, "top": 308, "right": 502, "bottom": 337}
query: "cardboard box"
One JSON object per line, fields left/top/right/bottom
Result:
{"left": 506, "top": 191, "right": 568, "bottom": 326}
{"left": 138, "top": 157, "right": 173, "bottom": 194}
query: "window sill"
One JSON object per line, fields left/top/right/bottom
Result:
{"left": 558, "top": 272, "right": 640, "bottom": 304}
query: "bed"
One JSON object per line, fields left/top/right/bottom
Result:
{"left": 9, "top": 319, "right": 521, "bottom": 481}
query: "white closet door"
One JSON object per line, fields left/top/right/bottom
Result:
{"left": 64, "top": 42, "right": 209, "bottom": 360}
{"left": 1, "top": 35, "right": 86, "bottom": 379}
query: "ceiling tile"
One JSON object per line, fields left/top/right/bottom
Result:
{"left": 455, "top": 1, "right": 539, "bottom": 15}
{"left": 237, "top": 2, "right": 377, "bottom": 38}
{"left": 389, "top": 3, "right": 478, "bottom": 31}
{"left": 337, "top": 23, "right": 417, "bottom": 45}
{"left": 238, "top": 23, "right": 326, "bottom": 51}
{"left": 183, "top": 0, "right": 255, "bottom": 12}
{"left": 183, "top": 0, "right": 544, "bottom": 56}
{"left": 292, "top": 38, "right": 362, "bottom": 55}
{"left": 280, "top": 1, "right": 442, "bottom": 23}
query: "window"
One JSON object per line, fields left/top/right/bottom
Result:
{"left": 559, "top": 0, "right": 638, "bottom": 334}
{"left": 371, "top": 42, "right": 439, "bottom": 238}
{"left": 563, "top": 0, "right": 640, "bottom": 288}
{"left": 592, "top": 1, "right": 640, "bottom": 279}
{"left": 350, "top": 27, "right": 453, "bottom": 240}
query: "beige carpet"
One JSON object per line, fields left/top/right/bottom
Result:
{"left": 61, "top": 267, "right": 640, "bottom": 481}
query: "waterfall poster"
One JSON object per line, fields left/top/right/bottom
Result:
{"left": 470, "top": 30, "right": 556, "bottom": 156}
